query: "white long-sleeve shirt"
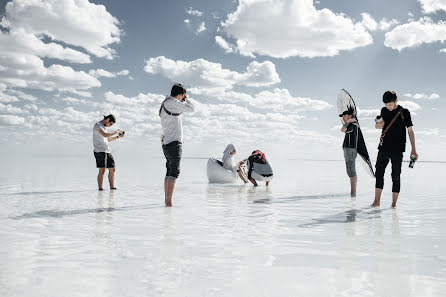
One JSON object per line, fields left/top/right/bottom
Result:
{"left": 160, "top": 96, "right": 195, "bottom": 145}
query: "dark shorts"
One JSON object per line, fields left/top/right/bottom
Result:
{"left": 162, "top": 141, "right": 182, "bottom": 180}
{"left": 94, "top": 152, "right": 115, "bottom": 168}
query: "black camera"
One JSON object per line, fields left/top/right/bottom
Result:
{"left": 119, "top": 131, "right": 125, "bottom": 136}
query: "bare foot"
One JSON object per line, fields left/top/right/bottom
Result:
{"left": 371, "top": 202, "right": 380, "bottom": 207}
{"left": 350, "top": 192, "right": 356, "bottom": 197}
{"left": 391, "top": 203, "right": 397, "bottom": 208}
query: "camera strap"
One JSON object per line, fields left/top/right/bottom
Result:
{"left": 159, "top": 100, "right": 182, "bottom": 117}
{"left": 378, "top": 109, "right": 404, "bottom": 148}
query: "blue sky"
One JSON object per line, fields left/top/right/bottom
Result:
{"left": 0, "top": 0, "right": 445, "bottom": 160}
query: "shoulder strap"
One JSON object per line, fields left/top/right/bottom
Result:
{"left": 159, "top": 99, "right": 182, "bottom": 117}
{"left": 382, "top": 110, "right": 402, "bottom": 135}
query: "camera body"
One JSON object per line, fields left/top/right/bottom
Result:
{"left": 119, "top": 131, "right": 125, "bottom": 136}
{"left": 375, "top": 115, "right": 383, "bottom": 123}
{"left": 409, "top": 155, "right": 416, "bottom": 168}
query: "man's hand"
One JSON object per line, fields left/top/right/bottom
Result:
{"left": 119, "top": 132, "right": 125, "bottom": 138}
{"left": 115, "top": 129, "right": 122, "bottom": 134}
{"left": 411, "top": 150, "right": 418, "bottom": 160}
{"left": 346, "top": 118, "right": 356, "bottom": 124}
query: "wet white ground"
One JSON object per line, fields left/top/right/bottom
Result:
{"left": 0, "top": 155, "right": 445, "bottom": 297}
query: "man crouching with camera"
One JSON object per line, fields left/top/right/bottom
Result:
{"left": 93, "top": 114, "right": 125, "bottom": 190}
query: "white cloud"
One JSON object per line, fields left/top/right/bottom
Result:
{"left": 361, "top": 13, "right": 378, "bottom": 31}
{"left": 404, "top": 93, "right": 440, "bottom": 100}
{"left": 398, "top": 100, "right": 421, "bottom": 111}
{"left": 418, "top": 0, "right": 446, "bottom": 13}
{"left": 215, "top": 36, "right": 236, "bottom": 54}
{"left": 186, "top": 7, "right": 203, "bottom": 17}
{"left": 0, "top": 103, "right": 25, "bottom": 114}
{"left": 360, "top": 14, "right": 399, "bottom": 31}
{"left": 196, "top": 22, "right": 206, "bottom": 34}
{"left": 116, "top": 70, "right": 129, "bottom": 76}
{"left": 0, "top": 91, "right": 19, "bottom": 103}
{"left": 184, "top": 19, "right": 190, "bottom": 24}
{"left": 441, "top": 48, "right": 446, "bottom": 53}
{"left": 247, "top": 88, "right": 332, "bottom": 112}
{"left": 0, "top": 30, "right": 91, "bottom": 64}
{"left": 144, "top": 56, "right": 280, "bottom": 95}
{"left": 384, "top": 17, "right": 446, "bottom": 51}
{"left": 378, "top": 18, "right": 400, "bottom": 31}
{"left": 0, "top": 53, "right": 100, "bottom": 92}
{"left": 220, "top": 0, "right": 372, "bottom": 58}
{"left": 0, "top": 114, "right": 25, "bottom": 125}
{"left": 1, "top": 0, "right": 121, "bottom": 59}
{"left": 357, "top": 108, "right": 380, "bottom": 117}
{"left": 89, "top": 69, "right": 115, "bottom": 78}
{"left": 89, "top": 69, "right": 130, "bottom": 78}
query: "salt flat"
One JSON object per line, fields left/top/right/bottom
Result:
{"left": 0, "top": 156, "right": 445, "bottom": 297}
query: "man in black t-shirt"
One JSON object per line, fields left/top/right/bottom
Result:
{"left": 371, "top": 91, "right": 418, "bottom": 208}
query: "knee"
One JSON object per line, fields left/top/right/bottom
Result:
{"left": 98, "top": 169, "right": 106, "bottom": 175}
{"left": 109, "top": 168, "right": 116, "bottom": 173}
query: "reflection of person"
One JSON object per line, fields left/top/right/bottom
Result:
{"left": 372, "top": 91, "right": 418, "bottom": 208}
{"left": 160, "top": 83, "right": 195, "bottom": 207}
{"left": 93, "top": 114, "right": 124, "bottom": 190}
{"left": 340, "top": 108, "right": 358, "bottom": 196}
{"left": 244, "top": 150, "right": 273, "bottom": 187}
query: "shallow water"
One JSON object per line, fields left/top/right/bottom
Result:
{"left": 0, "top": 156, "right": 445, "bottom": 297}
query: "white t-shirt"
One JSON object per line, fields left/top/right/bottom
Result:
{"left": 93, "top": 122, "right": 110, "bottom": 153}
{"left": 160, "top": 96, "right": 195, "bottom": 145}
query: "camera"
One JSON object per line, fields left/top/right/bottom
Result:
{"left": 409, "top": 155, "right": 416, "bottom": 168}
{"left": 119, "top": 131, "right": 125, "bottom": 136}
{"left": 375, "top": 115, "right": 383, "bottom": 123}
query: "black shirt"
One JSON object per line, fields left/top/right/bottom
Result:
{"left": 343, "top": 123, "right": 359, "bottom": 149}
{"left": 380, "top": 105, "right": 413, "bottom": 152}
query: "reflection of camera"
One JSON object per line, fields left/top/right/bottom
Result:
{"left": 375, "top": 115, "right": 383, "bottom": 123}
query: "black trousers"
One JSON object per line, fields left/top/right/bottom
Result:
{"left": 375, "top": 150, "right": 403, "bottom": 193}
{"left": 162, "top": 141, "right": 182, "bottom": 179}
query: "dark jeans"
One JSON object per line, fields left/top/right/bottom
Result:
{"left": 162, "top": 141, "right": 182, "bottom": 180}
{"left": 375, "top": 150, "right": 403, "bottom": 193}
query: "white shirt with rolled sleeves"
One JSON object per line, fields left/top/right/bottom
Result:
{"left": 160, "top": 96, "right": 195, "bottom": 145}
{"left": 93, "top": 122, "right": 110, "bottom": 153}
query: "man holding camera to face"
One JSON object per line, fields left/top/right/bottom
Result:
{"left": 93, "top": 114, "right": 125, "bottom": 190}
{"left": 159, "top": 83, "right": 195, "bottom": 207}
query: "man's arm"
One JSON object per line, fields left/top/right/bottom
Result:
{"left": 407, "top": 126, "right": 418, "bottom": 160}
{"left": 341, "top": 119, "right": 356, "bottom": 132}
{"left": 165, "top": 98, "right": 195, "bottom": 113}
{"left": 97, "top": 128, "right": 122, "bottom": 138}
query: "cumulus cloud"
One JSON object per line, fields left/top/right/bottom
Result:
{"left": 144, "top": 56, "right": 280, "bottom": 95}
{"left": 418, "top": 0, "right": 446, "bottom": 13}
{"left": 360, "top": 14, "right": 399, "bottom": 31}
{"left": 404, "top": 93, "right": 440, "bottom": 100}
{"left": 0, "top": 30, "right": 91, "bottom": 64}
{"left": 1, "top": 0, "right": 121, "bottom": 59}
{"left": 384, "top": 17, "right": 446, "bottom": 51}
{"left": 0, "top": 53, "right": 100, "bottom": 91}
{"left": 219, "top": 0, "right": 372, "bottom": 58}
{"left": 0, "top": 114, "right": 25, "bottom": 125}
{"left": 0, "top": 0, "right": 122, "bottom": 94}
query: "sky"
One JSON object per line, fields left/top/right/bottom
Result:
{"left": 0, "top": 0, "right": 445, "bottom": 161}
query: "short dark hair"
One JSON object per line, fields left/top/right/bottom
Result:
{"left": 383, "top": 91, "right": 397, "bottom": 103}
{"left": 103, "top": 114, "right": 116, "bottom": 123}
{"left": 171, "top": 83, "right": 186, "bottom": 97}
